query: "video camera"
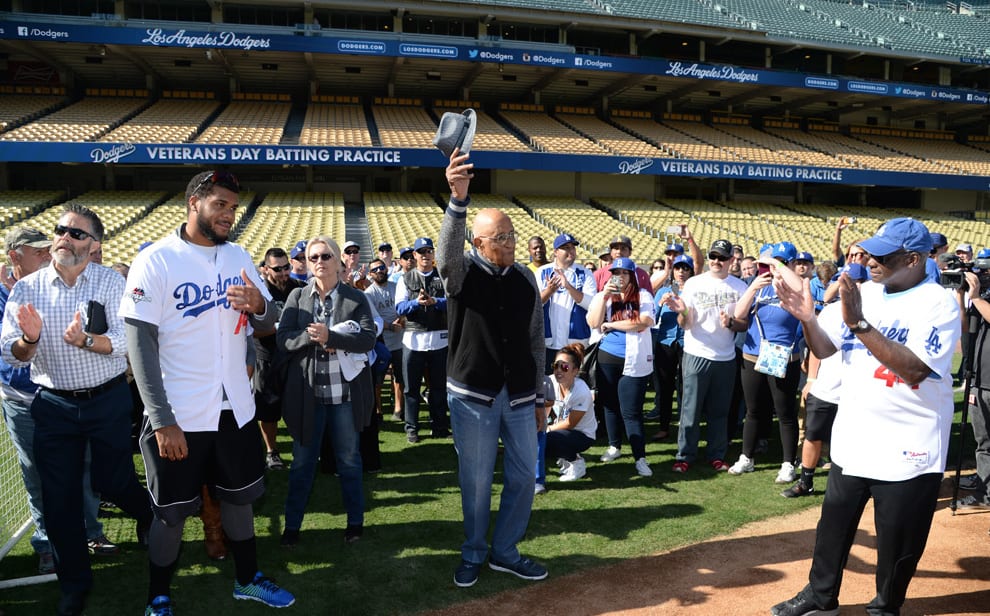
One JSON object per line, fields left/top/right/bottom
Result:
{"left": 939, "top": 254, "right": 990, "bottom": 298}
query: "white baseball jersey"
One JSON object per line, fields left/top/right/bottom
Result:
{"left": 119, "top": 230, "right": 271, "bottom": 431}
{"left": 819, "top": 280, "right": 960, "bottom": 481}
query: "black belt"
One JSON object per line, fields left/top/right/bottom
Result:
{"left": 42, "top": 374, "right": 127, "bottom": 401}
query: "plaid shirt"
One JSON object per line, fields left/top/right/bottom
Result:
{"left": 311, "top": 288, "right": 349, "bottom": 404}
{"left": 0, "top": 261, "right": 128, "bottom": 390}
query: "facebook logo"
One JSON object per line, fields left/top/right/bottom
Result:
{"left": 17, "top": 27, "right": 28, "bottom": 36}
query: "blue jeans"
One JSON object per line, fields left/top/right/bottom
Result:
{"left": 677, "top": 352, "right": 735, "bottom": 463}
{"left": 3, "top": 398, "right": 107, "bottom": 555}
{"left": 403, "top": 347, "right": 449, "bottom": 435}
{"left": 597, "top": 361, "right": 649, "bottom": 460}
{"left": 535, "top": 430, "right": 547, "bottom": 485}
{"left": 284, "top": 401, "right": 364, "bottom": 530}
{"left": 32, "top": 381, "right": 151, "bottom": 595}
{"left": 450, "top": 387, "right": 536, "bottom": 565}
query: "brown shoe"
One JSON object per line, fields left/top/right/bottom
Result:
{"left": 200, "top": 485, "right": 227, "bottom": 560}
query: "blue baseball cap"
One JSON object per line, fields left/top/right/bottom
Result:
{"left": 978, "top": 248, "right": 990, "bottom": 259}
{"left": 413, "top": 237, "right": 434, "bottom": 252}
{"left": 290, "top": 239, "right": 308, "bottom": 260}
{"left": 841, "top": 263, "right": 869, "bottom": 282}
{"left": 609, "top": 257, "right": 636, "bottom": 272}
{"left": 929, "top": 232, "right": 948, "bottom": 248}
{"left": 553, "top": 233, "right": 579, "bottom": 250}
{"left": 858, "top": 218, "right": 933, "bottom": 257}
{"left": 791, "top": 251, "right": 814, "bottom": 264}
{"left": 769, "top": 241, "right": 797, "bottom": 263}
{"left": 664, "top": 243, "right": 684, "bottom": 255}
{"left": 399, "top": 246, "right": 414, "bottom": 258}
{"left": 672, "top": 255, "right": 694, "bottom": 269}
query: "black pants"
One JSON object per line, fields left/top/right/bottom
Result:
{"left": 807, "top": 464, "right": 941, "bottom": 615}
{"left": 740, "top": 357, "right": 801, "bottom": 462}
{"left": 651, "top": 340, "right": 681, "bottom": 433}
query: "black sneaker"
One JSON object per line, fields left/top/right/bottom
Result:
{"left": 770, "top": 588, "right": 839, "bottom": 616}
{"left": 454, "top": 560, "right": 482, "bottom": 588}
{"left": 407, "top": 432, "right": 420, "bottom": 444}
{"left": 781, "top": 482, "right": 815, "bottom": 498}
{"left": 958, "top": 473, "right": 983, "bottom": 491}
{"left": 266, "top": 451, "right": 286, "bottom": 470}
{"left": 280, "top": 528, "right": 300, "bottom": 547}
{"left": 87, "top": 534, "right": 120, "bottom": 556}
{"left": 488, "top": 555, "right": 548, "bottom": 581}
{"left": 344, "top": 524, "right": 363, "bottom": 544}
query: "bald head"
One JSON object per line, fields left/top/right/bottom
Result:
{"left": 472, "top": 208, "right": 516, "bottom": 268}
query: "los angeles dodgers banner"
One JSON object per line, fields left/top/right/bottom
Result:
{"left": 3, "top": 142, "right": 989, "bottom": 191}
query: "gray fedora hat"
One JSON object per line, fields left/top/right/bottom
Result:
{"left": 433, "top": 108, "right": 477, "bottom": 158}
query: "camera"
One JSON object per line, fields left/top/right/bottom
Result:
{"left": 939, "top": 255, "right": 990, "bottom": 299}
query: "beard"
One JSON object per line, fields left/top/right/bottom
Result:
{"left": 197, "top": 216, "right": 228, "bottom": 245}
{"left": 52, "top": 244, "right": 88, "bottom": 268}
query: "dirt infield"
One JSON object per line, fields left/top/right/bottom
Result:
{"left": 429, "top": 473, "right": 990, "bottom": 615}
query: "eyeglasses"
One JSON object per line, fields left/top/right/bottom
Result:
{"left": 369, "top": 265, "right": 387, "bottom": 273}
{"left": 193, "top": 170, "right": 240, "bottom": 194}
{"left": 268, "top": 264, "right": 291, "bottom": 273}
{"left": 344, "top": 248, "right": 360, "bottom": 255}
{"left": 400, "top": 254, "right": 414, "bottom": 260}
{"left": 308, "top": 253, "right": 334, "bottom": 263}
{"left": 708, "top": 253, "right": 731, "bottom": 262}
{"left": 552, "top": 360, "right": 572, "bottom": 372}
{"left": 871, "top": 250, "right": 909, "bottom": 267}
{"left": 54, "top": 224, "right": 95, "bottom": 241}
{"left": 477, "top": 231, "right": 517, "bottom": 246}
{"left": 417, "top": 248, "right": 435, "bottom": 255}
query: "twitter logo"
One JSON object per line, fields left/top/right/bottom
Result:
{"left": 468, "top": 49, "right": 478, "bottom": 58}
{"left": 895, "top": 86, "right": 902, "bottom": 94}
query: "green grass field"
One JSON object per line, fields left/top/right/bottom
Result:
{"left": 0, "top": 367, "right": 971, "bottom": 615}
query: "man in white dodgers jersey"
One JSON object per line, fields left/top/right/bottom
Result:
{"left": 770, "top": 217, "right": 960, "bottom": 616}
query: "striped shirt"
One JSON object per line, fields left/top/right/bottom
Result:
{"left": 0, "top": 261, "right": 128, "bottom": 390}
{"left": 310, "top": 287, "right": 348, "bottom": 404}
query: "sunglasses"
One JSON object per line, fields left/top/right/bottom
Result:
{"left": 417, "top": 248, "right": 435, "bottom": 255}
{"left": 552, "top": 360, "right": 572, "bottom": 372}
{"left": 268, "top": 264, "right": 291, "bottom": 273}
{"left": 54, "top": 224, "right": 95, "bottom": 241}
{"left": 369, "top": 265, "right": 387, "bottom": 273}
{"left": 708, "top": 253, "right": 731, "bottom": 262}
{"left": 193, "top": 170, "right": 240, "bottom": 194}
{"left": 400, "top": 254, "right": 414, "bottom": 260}
{"left": 344, "top": 248, "right": 360, "bottom": 255}
{"left": 477, "top": 231, "right": 517, "bottom": 246}
{"left": 871, "top": 250, "right": 908, "bottom": 266}
{"left": 308, "top": 253, "right": 334, "bottom": 263}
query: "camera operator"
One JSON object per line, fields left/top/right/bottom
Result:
{"left": 955, "top": 269, "right": 990, "bottom": 509}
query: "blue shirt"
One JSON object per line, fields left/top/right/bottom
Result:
{"left": 742, "top": 285, "right": 803, "bottom": 356}
{"left": 652, "top": 285, "right": 684, "bottom": 347}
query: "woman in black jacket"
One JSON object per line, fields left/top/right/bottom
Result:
{"left": 276, "top": 235, "right": 377, "bottom": 546}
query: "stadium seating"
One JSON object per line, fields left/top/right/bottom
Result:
{"left": 0, "top": 191, "right": 64, "bottom": 228}
{"left": 0, "top": 96, "right": 65, "bottom": 132}
{"left": 0, "top": 97, "right": 147, "bottom": 142}
{"left": 299, "top": 104, "right": 373, "bottom": 147}
{"left": 101, "top": 99, "right": 221, "bottom": 143}
{"left": 556, "top": 113, "right": 672, "bottom": 158}
{"left": 365, "top": 192, "right": 446, "bottom": 253}
{"left": 434, "top": 104, "right": 531, "bottom": 152}
{"left": 196, "top": 102, "right": 291, "bottom": 144}
{"left": 611, "top": 117, "right": 740, "bottom": 162}
{"left": 500, "top": 111, "right": 609, "bottom": 155}
{"left": 372, "top": 105, "right": 437, "bottom": 149}
{"left": 234, "top": 192, "right": 345, "bottom": 262}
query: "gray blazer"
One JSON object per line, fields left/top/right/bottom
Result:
{"left": 276, "top": 280, "right": 377, "bottom": 447}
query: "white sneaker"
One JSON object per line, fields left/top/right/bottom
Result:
{"left": 534, "top": 482, "right": 547, "bottom": 495}
{"left": 635, "top": 458, "right": 653, "bottom": 477}
{"left": 559, "top": 457, "right": 586, "bottom": 482}
{"left": 556, "top": 458, "right": 571, "bottom": 473}
{"left": 775, "top": 462, "right": 797, "bottom": 484}
{"left": 728, "top": 454, "right": 755, "bottom": 475}
{"left": 600, "top": 446, "right": 621, "bottom": 462}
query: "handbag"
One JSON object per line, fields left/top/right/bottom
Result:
{"left": 579, "top": 341, "right": 600, "bottom": 390}
{"left": 752, "top": 307, "right": 792, "bottom": 379}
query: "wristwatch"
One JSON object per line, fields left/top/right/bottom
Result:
{"left": 848, "top": 319, "right": 871, "bottom": 334}
{"left": 83, "top": 334, "right": 95, "bottom": 348}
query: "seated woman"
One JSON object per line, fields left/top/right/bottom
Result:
{"left": 276, "top": 235, "right": 377, "bottom": 546}
{"left": 545, "top": 344, "right": 597, "bottom": 483}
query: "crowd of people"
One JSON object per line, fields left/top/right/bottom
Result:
{"left": 0, "top": 155, "right": 979, "bottom": 614}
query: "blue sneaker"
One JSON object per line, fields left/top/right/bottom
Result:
{"left": 144, "top": 595, "right": 174, "bottom": 616}
{"left": 453, "top": 560, "right": 482, "bottom": 588}
{"left": 488, "top": 555, "right": 548, "bottom": 581}
{"left": 233, "top": 572, "right": 295, "bottom": 608}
